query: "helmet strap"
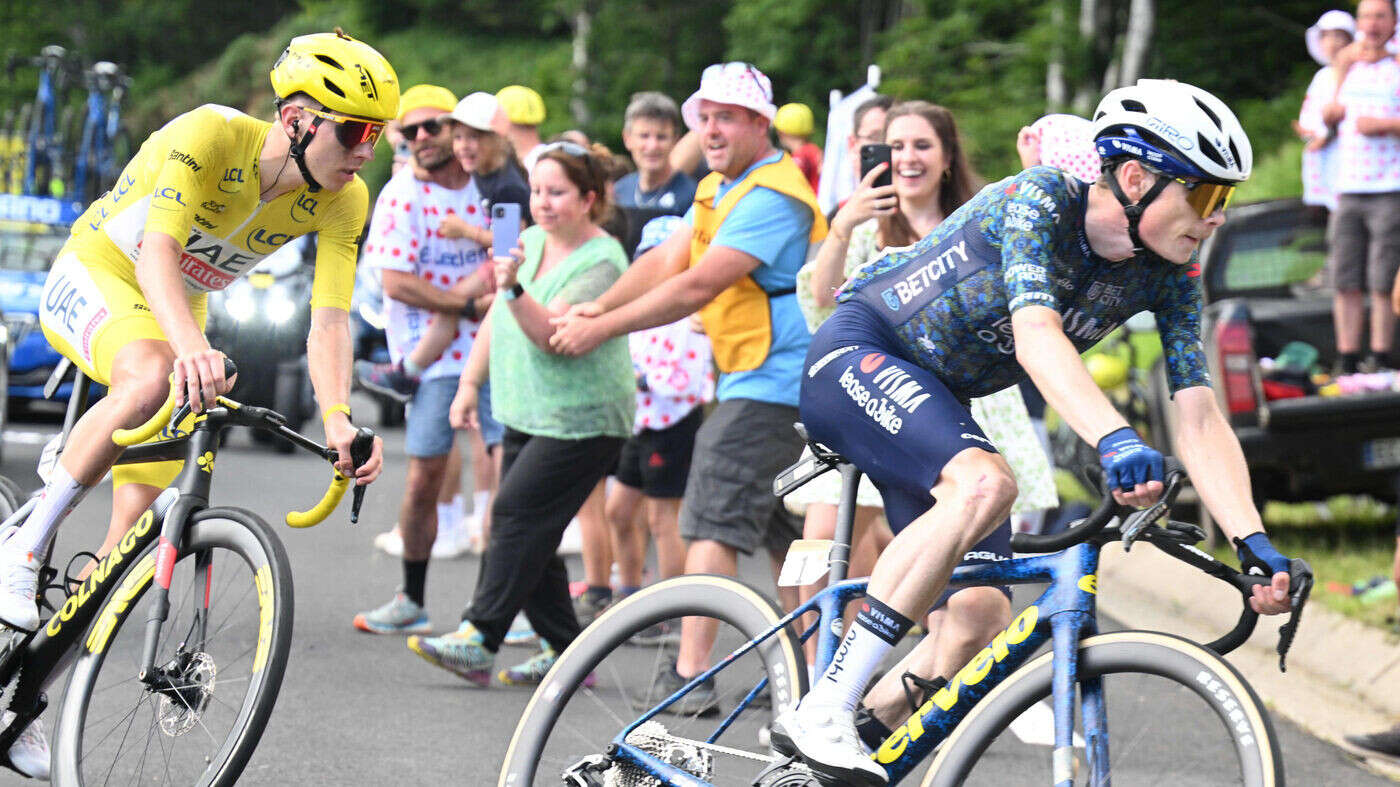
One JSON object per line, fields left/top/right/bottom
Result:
{"left": 1105, "top": 160, "right": 1170, "bottom": 257}
{"left": 288, "top": 113, "right": 326, "bottom": 193}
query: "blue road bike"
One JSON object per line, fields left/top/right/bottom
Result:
{"left": 501, "top": 440, "right": 1311, "bottom": 786}
{"left": 72, "top": 60, "right": 131, "bottom": 206}
{"left": 6, "top": 46, "right": 79, "bottom": 198}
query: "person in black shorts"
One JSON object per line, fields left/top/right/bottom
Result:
{"left": 604, "top": 216, "right": 715, "bottom": 644}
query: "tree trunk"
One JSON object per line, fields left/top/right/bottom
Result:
{"left": 570, "top": 1, "right": 596, "bottom": 128}
{"left": 1119, "top": 0, "right": 1155, "bottom": 86}
{"left": 1046, "top": 0, "right": 1068, "bottom": 111}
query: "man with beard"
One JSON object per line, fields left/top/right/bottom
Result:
{"left": 352, "top": 84, "right": 498, "bottom": 633}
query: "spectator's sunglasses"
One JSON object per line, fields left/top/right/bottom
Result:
{"left": 302, "top": 106, "right": 386, "bottom": 149}
{"left": 540, "top": 140, "right": 589, "bottom": 157}
{"left": 399, "top": 118, "right": 445, "bottom": 140}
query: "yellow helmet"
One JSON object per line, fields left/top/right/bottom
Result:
{"left": 774, "top": 102, "right": 814, "bottom": 137}
{"left": 270, "top": 29, "right": 400, "bottom": 121}
{"left": 496, "top": 85, "right": 546, "bottom": 126}
{"left": 397, "top": 84, "right": 457, "bottom": 122}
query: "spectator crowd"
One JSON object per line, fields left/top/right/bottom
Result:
{"left": 336, "top": 11, "right": 1400, "bottom": 764}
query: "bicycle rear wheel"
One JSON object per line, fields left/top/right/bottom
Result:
{"left": 53, "top": 506, "right": 294, "bottom": 786}
{"left": 499, "top": 574, "right": 807, "bottom": 786}
{"left": 921, "top": 631, "right": 1283, "bottom": 786}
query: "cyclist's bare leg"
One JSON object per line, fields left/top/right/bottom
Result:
{"left": 675, "top": 539, "right": 737, "bottom": 677}
{"left": 14, "top": 340, "right": 174, "bottom": 557}
{"left": 797, "top": 448, "right": 1014, "bottom": 712}
{"left": 862, "top": 587, "right": 1011, "bottom": 728}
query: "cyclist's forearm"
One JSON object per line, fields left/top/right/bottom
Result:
{"left": 134, "top": 231, "right": 208, "bottom": 356}
{"left": 1172, "top": 387, "right": 1264, "bottom": 541}
{"left": 306, "top": 307, "right": 353, "bottom": 416}
{"left": 1012, "top": 307, "right": 1128, "bottom": 445}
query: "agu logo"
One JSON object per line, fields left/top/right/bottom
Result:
{"left": 860, "top": 353, "right": 885, "bottom": 374}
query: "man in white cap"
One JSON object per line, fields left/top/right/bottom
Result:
{"left": 551, "top": 62, "right": 827, "bottom": 712}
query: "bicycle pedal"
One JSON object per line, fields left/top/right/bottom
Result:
{"left": 753, "top": 755, "right": 823, "bottom": 787}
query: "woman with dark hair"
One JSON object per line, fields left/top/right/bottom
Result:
{"left": 406, "top": 141, "right": 634, "bottom": 688}
{"left": 791, "top": 100, "right": 1056, "bottom": 752}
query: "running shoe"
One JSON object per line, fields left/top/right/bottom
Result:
{"left": 573, "top": 588, "right": 612, "bottom": 626}
{"left": 354, "top": 360, "right": 418, "bottom": 402}
{"left": 503, "top": 612, "right": 539, "bottom": 647}
{"left": 631, "top": 659, "right": 720, "bottom": 717}
{"left": 1341, "top": 723, "right": 1400, "bottom": 765}
{"left": 352, "top": 591, "right": 431, "bottom": 635}
{"left": 407, "top": 621, "right": 493, "bottom": 687}
{"left": 628, "top": 619, "right": 680, "bottom": 646}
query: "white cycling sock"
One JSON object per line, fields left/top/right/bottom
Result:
{"left": 11, "top": 465, "right": 90, "bottom": 556}
{"left": 435, "top": 501, "right": 456, "bottom": 537}
{"left": 802, "top": 596, "right": 914, "bottom": 714}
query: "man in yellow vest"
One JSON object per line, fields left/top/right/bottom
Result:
{"left": 551, "top": 62, "right": 826, "bottom": 712}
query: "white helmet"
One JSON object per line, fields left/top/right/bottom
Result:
{"left": 1092, "top": 79, "right": 1252, "bottom": 184}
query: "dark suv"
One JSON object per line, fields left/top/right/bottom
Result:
{"left": 1149, "top": 198, "right": 1400, "bottom": 507}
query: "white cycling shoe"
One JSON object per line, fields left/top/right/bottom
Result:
{"left": 770, "top": 705, "right": 888, "bottom": 786}
{"left": 2, "top": 712, "right": 49, "bottom": 780}
{"left": 0, "top": 545, "right": 40, "bottom": 633}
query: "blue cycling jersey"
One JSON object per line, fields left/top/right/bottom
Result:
{"left": 835, "top": 166, "right": 1210, "bottom": 401}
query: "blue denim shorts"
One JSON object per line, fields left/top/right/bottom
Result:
{"left": 406, "top": 377, "right": 504, "bottom": 457}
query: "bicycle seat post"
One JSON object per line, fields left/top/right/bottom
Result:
{"left": 57, "top": 364, "right": 90, "bottom": 457}
{"left": 827, "top": 462, "right": 861, "bottom": 585}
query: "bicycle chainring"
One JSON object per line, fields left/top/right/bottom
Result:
{"left": 602, "top": 721, "right": 714, "bottom": 787}
{"left": 155, "top": 651, "right": 216, "bottom": 737}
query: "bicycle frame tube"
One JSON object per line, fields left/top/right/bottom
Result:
{"left": 73, "top": 88, "right": 107, "bottom": 196}
{"left": 24, "top": 69, "right": 54, "bottom": 196}
{"left": 872, "top": 543, "right": 1101, "bottom": 784}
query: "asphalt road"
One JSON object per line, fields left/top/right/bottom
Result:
{"left": 0, "top": 394, "right": 1387, "bottom": 786}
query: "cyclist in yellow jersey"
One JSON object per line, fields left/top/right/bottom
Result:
{"left": 0, "top": 35, "right": 395, "bottom": 773}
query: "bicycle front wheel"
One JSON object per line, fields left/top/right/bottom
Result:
{"left": 499, "top": 574, "right": 807, "bottom": 786}
{"left": 53, "top": 506, "right": 294, "bottom": 786}
{"left": 922, "top": 630, "right": 1283, "bottom": 786}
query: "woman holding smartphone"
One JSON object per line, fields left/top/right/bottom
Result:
{"left": 407, "top": 141, "right": 635, "bottom": 688}
{"left": 791, "top": 101, "right": 1057, "bottom": 748}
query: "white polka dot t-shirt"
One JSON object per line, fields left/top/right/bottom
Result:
{"left": 628, "top": 318, "right": 715, "bottom": 434}
{"left": 1336, "top": 57, "right": 1400, "bottom": 195}
{"left": 364, "top": 167, "right": 491, "bottom": 380}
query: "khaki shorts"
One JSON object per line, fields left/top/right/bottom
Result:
{"left": 1327, "top": 191, "right": 1400, "bottom": 293}
{"left": 680, "top": 399, "right": 804, "bottom": 556}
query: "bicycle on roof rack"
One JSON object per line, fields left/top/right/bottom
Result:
{"left": 6, "top": 45, "right": 81, "bottom": 199}
{"left": 71, "top": 60, "right": 131, "bottom": 207}
{"left": 0, "top": 358, "right": 374, "bottom": 784}
{"left": 501, "top": 429, "right": 1312, "bottom": 786}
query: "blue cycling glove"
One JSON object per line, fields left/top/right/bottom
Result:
{"left": 1096, "top": 427, "right": 1164, "bottom": 492}
{"left": 1236, "top": 532, "right": 1290, "bottom": 577}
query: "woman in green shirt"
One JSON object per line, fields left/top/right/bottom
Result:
{"left": 406, "top": 142, "right": 635, "bottom": 688}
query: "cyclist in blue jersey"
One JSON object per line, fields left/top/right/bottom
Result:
{"left": 770, "top": 80, "right": 1301, "bottom": 786}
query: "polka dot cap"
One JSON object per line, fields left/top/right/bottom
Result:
{"left": 1030, "top": 114, "right": 1101, "bottom": 183}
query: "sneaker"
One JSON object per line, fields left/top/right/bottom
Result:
{"left": 558, "top": 518, "right": 583, "bottom": 554}
{"left": 430, "top": 527, "right": 469, "bottom": 559}
{"left": 631, "top": 660, "right": 720, "bottom": 717}
{"left": 354, "top": 359, "right": 418, "bottom": 403}
{"left": 407, "top": 622, "right": 494, "bottom": 687}
{"left": 1341, "top": 724, "right": 1400, "bottom": 764}
{"left": 2, "top": 713, "right": 47, "bottom": 779}
{"left": 498, "top": 648, "right": 558, "bottom": 686}
{"left": 0, "top": 546, "right": 40, "bottom": 632}
{"left": 573, "top": 589, "right": 612, "bottom": 626}
{"left": 771, "top": 705, "right": 889, "bottom": 786}
{"left": 373, "top": 526, "right": 404, "bottom": 557}
{"left": 503, "top": 612, "right": 539, "bottom": 647}
{"left": 352, "top": 592, "right": 431, "bottom": 635}
{"left": 628, "top": 619, "right": 680, "bottom": 647}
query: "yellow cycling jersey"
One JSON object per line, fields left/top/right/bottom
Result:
{"left": 65, "top": 103, "right": 367, "bottom": 311}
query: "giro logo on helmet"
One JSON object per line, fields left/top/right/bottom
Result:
{"left": 1143, "top": 117, "right": 1194, "bottom": 151}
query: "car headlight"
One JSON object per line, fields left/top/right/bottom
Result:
{"left": 224, "top": 292, "right": 256, "bottom": 322}
{"left": 266, "top": 289, "right": 297, "bottom": 324}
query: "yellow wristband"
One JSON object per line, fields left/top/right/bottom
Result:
{"left": 322, "top": 403, "right": 352, "bottom": 423}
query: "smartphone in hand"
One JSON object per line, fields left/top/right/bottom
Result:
{"left": 860, "top": 143, "right": 893, "bottom": 190}
{"left": 490, "top": 203, "right": 522, "bottom": 259}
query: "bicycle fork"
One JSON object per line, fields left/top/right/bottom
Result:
{"left": 1050, "top": 610, "right": 1109, "bottom": 787}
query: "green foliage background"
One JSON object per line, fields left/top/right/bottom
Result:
{"left": 0, "top": 0, "right": 1343, "bottom": 198}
